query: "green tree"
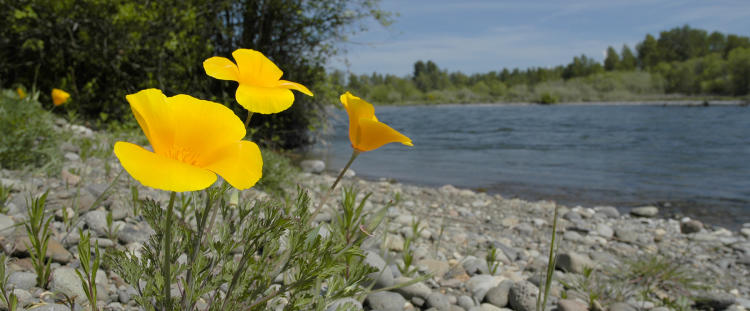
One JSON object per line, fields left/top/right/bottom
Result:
{"left": 707, "top": 31, "right": 726, "bottom": 54}
{"left": 637, "top": 34, "right": 660, "bottom": 68}
{"left": 620, "top": 44, "right": 637, "bottom": 70}
{"left": 604, "top": 46, "right": 620, "bottom": 71}
{"left": 728, "top": 47, "right": 750, "bottom": 95}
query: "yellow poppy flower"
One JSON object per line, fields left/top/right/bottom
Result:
{"left": 52, "top": 88, "right": 70, "bottom": 106}
{"left": 16, "top": 87, "right": 26, "bottom": 99}
{"left": 340, "top": 92, "right": 413, "bottom": 152}
{"left": 203, "top": 49, "right": 313, "bottom": 114}
{"left": 113, "top": 89, "right": 263, "bottom": 192}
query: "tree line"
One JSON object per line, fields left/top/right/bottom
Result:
{"left": 337, "top": 25, "right": 750, "bottom": 105}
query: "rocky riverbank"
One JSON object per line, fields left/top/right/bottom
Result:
{"left": 0, "top": 127, "right": 749, "bottom": 310}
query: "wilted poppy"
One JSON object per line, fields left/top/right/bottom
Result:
{"left": 203, "top": 49, "right": 313, "bottom": 114}
{"left": 340, "top": 92, "right": 412, "bottom": 152}
{"left": 52, "top": 88, "right": 70, "bottom": 106}
{"left": 113, "top": 89, "right": 262, "bottom": 192}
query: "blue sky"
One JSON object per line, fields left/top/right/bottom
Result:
{"left": 328, "top": 0, "right": 750, "bottom": 76}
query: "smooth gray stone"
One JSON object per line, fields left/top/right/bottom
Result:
{"left": 366, "top": 291, "right": 406, "bottom": 310}
{"left": 327, "top": 297, "right": 363, "bottom": 311}
{"left": 426, "top": 292, "right": 451, "bottom": 310}
{"left": 630, "top": 206, "right": 658, "bottom": 217}
{"left": 508, "top": 281, "right": 538, "bottom": 311}
{"left": 484, "top": 280, "right": 513, "bottom": 307}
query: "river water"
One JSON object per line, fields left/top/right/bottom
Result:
{"left": 310, "top": 103, "right": 750, "bottom": 228}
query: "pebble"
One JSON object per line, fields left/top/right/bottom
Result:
{"left": 299, "top": 160, "right": 325, "bottom": 174}
{"left": 630, "top": 206, "right": 658, "bottom": 217}
{"left": 484, "top": 280, "right": 513, "bottom": 307}
{"left": 681, "top": 219, "right": 704, "bottom": 234}
{"left": 366, "top": 291, "right": 406, "bottom": 310}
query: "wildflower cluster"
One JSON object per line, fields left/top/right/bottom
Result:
{"left": 105, "top": 49, "right": 412, "bottom": 310}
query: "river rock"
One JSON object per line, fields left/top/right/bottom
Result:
{"left": 366, "top": 291, "right": 406, "bottom": 310}
{"left": 458, "top": 295, "right": 476, "bottom": 310}
{"left": 508, "top": 281, "right": 539, "bottom": 311}
{"left": 0, "top": 214, "right": 15, "bottom": 236}
{"left": 7, "top": 271, "right": 37, "bottom": 290}
{"left": 299, "top": 160, "right": 325, "bottom": 174}
{"left": 13, "top": 236, "right": 72, "bottom": 263}
{"left": 363, "top": 251, "right": 394, "bottom": 289}
{"left": 327, "top": 297, "right": 363, "bottom": 311}
{"left": 594, "top": 206, "right": 620, "bottom": 218}
{"left": 681, "top": 220, "right": 703, "bottom": 234}
{"left": 484, "top": 279, "right": 513, "bottom": 307}
{"left": 418, "top": 259, "right": 450, "bottom": 279}
{"left": 557, "top": 299, "right": 588, "bottom": 311}
{"left": 426, "top": 292, "right": 451, "bottom": 310}
{"left": 630, "top": 206, "right": 658, "bottom": 218}
{"left": 50, "top": 267, "right": 87, "bottom": 301}
{"left": 463, "top": 256, "right": 490, "bottom": 275}
{"left": 556, "top": 252, "right": 594, "bottom": 274}
{"left": 609, "top": 302, "right": 636, "bottom": 311}
{"left": 466, "top": 274, "right": 501, "bottom": 302}
{"left": 84, "top": 210, "right": 109, "bottom": 236}
{"left": 393, "top": 276, "right": 431, "bottom": 300}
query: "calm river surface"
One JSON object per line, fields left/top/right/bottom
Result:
{"left": 311, "top": 103, "right": 750, "bottom": 228}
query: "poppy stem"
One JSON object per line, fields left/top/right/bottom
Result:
{"left": 163, "top": 191, "right": 177, "bottom": 310}
{"left": 308, "top": 150, "right": 360, "bottom": 225}
{"left": 330, "top": 150, "right": 360, "bottom": 191}
{"left": 244, "top": 111, "right": 254, "bottom": 129}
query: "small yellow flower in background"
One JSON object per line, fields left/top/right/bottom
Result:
{"left": 340, "top": 92, "right": 413, "bottom": 152}
{"left": 51, "top": 88, "right": 70, "bottom": 106}
{"left": 16, "top": 87, "right": 26, "bottom": 99}
{"left": 203, "top": 48, "right": 313, "bottom": 114}
{"left": 113, "top": 89, "right": 263, "bottom": 192}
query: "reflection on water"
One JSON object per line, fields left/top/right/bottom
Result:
{"left": 310, "top": 104, "right": 750, "bottom": 229}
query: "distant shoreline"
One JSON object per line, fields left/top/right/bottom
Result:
{"left": 375, "top": 99, "right": 749, "bottom": 108}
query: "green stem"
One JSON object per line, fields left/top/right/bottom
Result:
{"left": 537, "top": 203, "right": 560, "bottom": 311}
{"left": 182, "top": 190, "right": 214, "bottom": 310}
{"left": 330, "top": 150, "right": 360, "bottom": 191}
{"left": 244, "top": 111, "right": 254, "bottom": 130}
{"left": 309, "top": 150, "right": 360, "bottom": 224}
{"left": 163, "top": 191, "right": 177, "bottom": 311}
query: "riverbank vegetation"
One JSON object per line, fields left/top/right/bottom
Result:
{"left": 337, "top": 25, "right": 750, "bottom": 105}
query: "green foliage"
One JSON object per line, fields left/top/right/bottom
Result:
{"left": 537, "top": 92, "right": 558, "bottom": 105}
{"left": 397, "top": 219, "right": 423, "bottom": 277}
{"left": 24, "top": 191, "right": 52, "bottom": 288}
{"left": 0, "top": 182, "right": 10, "bottom": 214}
{"left": 106, "top": 185, "right": 380, "bottom": 310}
{"left": 0, "top": 0, "right": 392, "bottom": 149}
{"left": 604, "top": 46, "right": 620, "bottom": 71}
{"left": 559, "top": 254, "right": 709, "bottom": 310}
{"left": 486, "top": 244, "right": 500, "bottom": 275}
{"left": 0, "top": 254, "right": 18, "bottom": 311}
{"left": 75, "top": 229, "right": 100, "bottom": 309}
{"left": 256, "top": 149, "right": 300, "bottom": 197}
{"left": 341, "top": 25, "right": 749, "bottom": 106}
{"left": 0, "top": 88, "right": 61, "bottom": 172}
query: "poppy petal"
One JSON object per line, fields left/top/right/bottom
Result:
{"left": 278, "top": 80, "right": 313, "bottom": 96}
{"left": 232, "top": 49, "right": 283, "bottom": 85}
{"left": 355, "top": 118, "right": 413, "bottom": 152}
{"left": 203, "top": 141, "right": 263, "bottom": 190}
{"left": 340, "top": 92, "right": 376, "bottom": 145}
{"left": 165, "top": 94, "right": 246, "bottom": 164}
{"left": 125, "top": 89, "right": 175, "bottom": 154}
{"left": 236, "top": 84, "right": 294, "bottom": 114}
{"left": 114, "top": 142, "right": 217, "bottom": 192}
{"left": 203, "top": 56, "right": 240, "bottom": 81}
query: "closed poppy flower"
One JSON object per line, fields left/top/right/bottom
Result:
{"left": 340, "top": 92, "right": 413, "bottom": 152}
{"left": 203, "top": 49, "right": 313, "bottom": 114}
{"left": 52, "top": 88, "right": 70, "bottom": 106}
{"left": 113, "top": 89, "right": 262, "bottom": 192}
